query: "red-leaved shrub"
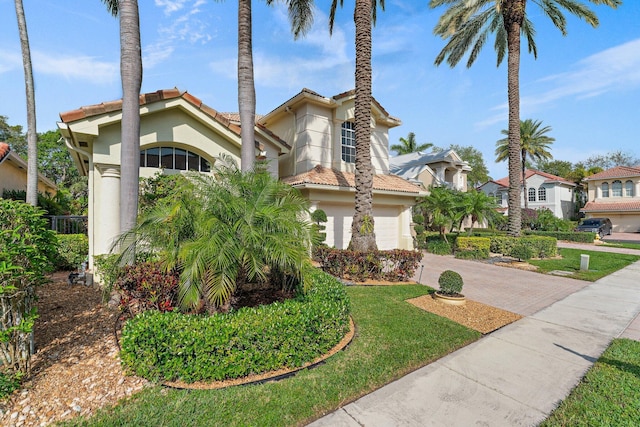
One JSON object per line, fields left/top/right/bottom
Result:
{"left": 114, "top": 261, "right": 180, "bottom": 317}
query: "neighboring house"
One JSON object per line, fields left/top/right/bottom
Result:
{"left": 478, "top": 169, "right": 576, "bottom": 220}
{"left": 388, "top": 149, "right": 471, "bottom": 191}
{"left": 0, "top": 142, "right": 57, "bottom": 196}
{"left": 58, "top": 88, "right": 424, "bottom": 270}
{"left": 581, "top": 165, "right": 640, "bottom": 232}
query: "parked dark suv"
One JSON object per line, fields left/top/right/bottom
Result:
{"left": 576, "top": 218, "right": 613, "bottom": 238}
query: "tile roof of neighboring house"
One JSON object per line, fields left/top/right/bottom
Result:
{"left": 492, "top": 169, "right": 576, "bottom": 187}
{"left": 59, "top": 89, "right": 289, "bottom": 150}
{"left": 0, "top": 142, "right": 10, "bottom": 163}
{"left": 581, "top": 201, "right": 640, "bottom": 212}
{"left": 583, "top": 165, "right": 640, "bottom": 181}
{"left": 282, "top": 165, "right": 424, "bottom": 194}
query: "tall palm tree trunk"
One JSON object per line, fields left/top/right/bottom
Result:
{"left": 119, "top": 0, "right": 142, "bottom": 235}
{"left": 238, "top": 0, "right": 256, "bottom": 172}
{"left": 521, "top": 150, "right": 528, "bottom": 209}
{"left": 14, "top": 0, "right": 37, "bottom": 207}
{"left": 349, "top": 0, "right": 377, "bottom": 251}
{"left": 504, "top": 1, "right": 525, "bottom": 237}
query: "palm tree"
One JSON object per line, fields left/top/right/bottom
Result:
{"left": 238, "top": 0, "right": 314, "bottom": 172}
{"left": 102, "top": 0, "right": 143, "bottom": 239}
{"left": 496, "top": 119, "right": 554, "bottom": 209}
{"left": 14, "top": 0, "right": 37, "bottom": 206}
{"left": 417, "top": 186, "right": 457, "bottom": 243}
{"left": 430, "top": 0, "right": 620, "bottom": 236}
{"left": 330, "top": 0, "right": 384, "bottom": 251}
{"left": 390, "top": 132, "right": 433, "bottom": 155}
{"left": 116, "top": 156, "right": 314, "bottom": 313}
{"left": 464, "top": 190, "right": 497, "bottom": 235}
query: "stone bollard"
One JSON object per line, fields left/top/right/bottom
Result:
{"left": 580, "top": 254, "right": 590, "bottom": 271}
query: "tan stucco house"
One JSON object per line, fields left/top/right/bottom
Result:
{"left": 58, "top": 88, "right": 424, "bottom": 269}
{"left": 0, "top": 142, "right": 57, "bottom": 197}
{"left": 478, "top": 169, "right": 576, "bottom": 220}
{"left": 581, "top": 165, "right": 640, "bottom": 232}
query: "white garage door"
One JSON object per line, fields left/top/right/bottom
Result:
{"left": 606, "top": 214, "right": 640, "bottom": 233}
{"left": 318, "top": 204, "right": 400, "bottom": 250}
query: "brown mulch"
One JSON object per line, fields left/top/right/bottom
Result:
{"left": 0, "top": 273, "right": 148, "bottom": 427}
{"left": 407, "top": 294, "right": 523, "bottom": 334}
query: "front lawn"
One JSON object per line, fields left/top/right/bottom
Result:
{"left": 528, "top": 248, "right": 640, "bottom": 281}
{"left": 601, "top": 241, "right": 640, "bottom": 251}
{"left": 63, "top": 285, "right": 480, "bottom": 426}
{"left": 541, "top": 339, "right": 640, "bottom": 426}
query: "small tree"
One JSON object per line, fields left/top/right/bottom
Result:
{"left": 0, "top": 200, "right": 56, "bottom": 374}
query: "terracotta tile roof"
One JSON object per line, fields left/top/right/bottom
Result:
{"left": 282, "top": 165, "right": 423, "bottom": 194}
{"left": 583, "top": 165, "right": 640, "bottom": 181}
{"left": 59, "top": 89, "right": 290, "bottom": 150}
{"left": 0, "top": 142, "right": 10, "bottom": 163}
{"left": 493, "top": 169, "right": 575, "bottom": 187}
{"left": 581, "top": 201, "right": 640, "bottom": 212}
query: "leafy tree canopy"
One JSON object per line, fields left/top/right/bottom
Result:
{"left": 582, "top": 150, "right": 639, "bottom": 170}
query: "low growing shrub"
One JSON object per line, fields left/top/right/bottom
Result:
{"left": 455, "top": 237, "right": 490, "bottom": 260}
{"left": 489, "top": 235, "right": 557, "bottom": 259}
{"left": 313, "top": 248, "right": 422, "bottom": 282}
{"left": 426, "top": 239, "right": 453, "bottom": 255}
{"left": 438, "top": 270, "right": 463, "bottom": 295}
{"left": 525, "top": 230, "right": 596, "bottom": 243}
{"left": 510, "top": 244, "right": 533, "bottom": 261}
{"left": 114, "top": 262, "right": 180, "bottom": 317}
{"left": 55, "top": 234, "right": 88, "bottom": 270}
{"left": 120, "top": 269, "right": 350, "bottom": 383}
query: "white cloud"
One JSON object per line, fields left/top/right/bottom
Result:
{"left": 32, "top": 51, "right": 117, "bottom": 84}
{"left": 143, "top": 41, "right": 176, "bottom": 69}
{"left": 155, "top": 0, "right": 188, "bottom": 15}
{"left": 0, "top": 49, "right": 21, "bottom": 73}
{"left": 476, "top": 38, "right": 640, "bottom": 128}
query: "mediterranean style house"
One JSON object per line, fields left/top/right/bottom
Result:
{"left": 581, "top": 165, "right": 640, "bottom": 232}
{"left": 388, "top": 149, "right": 471, "bottom": 191}
{"left": 0, "top": 142, "right": 57, "bottom": 196}
{"left": 58, "top": 89, "right": 424, "bottom": 269}
{"left": 478, "top": 169, "right": 576, "bottom": 219}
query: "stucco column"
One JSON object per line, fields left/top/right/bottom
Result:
{"left": 635, "top": 180, "right": 640, "bottom": 198}
{"left": 400, "top": 204, "right": 414, "bottom": 250}
{"left": 95, "top": 164, "right": 121, "bottom": 255}
{"left": 435, "top": 167, "right": 445, "bottom": 184}
{"left": 454, "top": 169, "right": 462, "bottom": 190}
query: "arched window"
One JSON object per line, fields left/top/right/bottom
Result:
{"left": 601, "top": 182, "right": 609, "bottom": 198}
{"left": 528, "top": 187, "right": 536, "bottom": 202}
{"left": 140, "top": 146, "right": 211, "bottom": 172}
{"left": 341, "top": 121, "right": 355, "bottom": 163}
{"left": 625, "top": 180, "right": 634, "bottom": 197}
{"left": 538, "top": 187, "right": 547, "bottom": 202}
{"left": 612, "top": 180, "right": 622, "bottom": 197}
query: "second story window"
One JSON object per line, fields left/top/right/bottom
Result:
{"left": 538, "top": 187, "right": 546, "bottom": 201}
{"left": 625, "top": 180, "right": 634, "bottom": 197}
{"left": 341, "top": 121, "right": 355, "bottom": 164}
{"left": 612, "top": 180, "right": 622, "bottom": 197}
{"left": 528, "top": 187, "right": 536, "bottom": 202}
{"left": 602, "top": 182, "right": 609, "bottom": 197}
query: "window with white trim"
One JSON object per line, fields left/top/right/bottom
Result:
{"left": 625, "top": 180, "right": 634, "bottom": 197}
{"left": 140, "top": 147, "right": 211, "bottom": 172}
{"left": 602, "top": 182, "right": 609, "bottom": 197}
{"left": 538, "top": 187, "right": 546, "bottom": 201}
{"left": 341, "top": 121, "right": 355, "bottom": 163}
{"left": 528, "top": 187, "right": 536, "bottom": 202}
{"left": 612, "top": 180, "right": 622, "bottom": 197}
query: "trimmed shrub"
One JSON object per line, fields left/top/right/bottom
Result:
{"left": 525, "top": 230, "right": 596, "bottom": 243}
{"left": 455, "top": 236, "right": 490, "bottom": 260}
{"left": 55, "top": 234, "right": 88, "bottom": 270}
{"left": 438, "top": 270, "right": 463, "bottom": 295}
{"left": 511, "top": 244, "right": 533, "bottom": 261}
{"left": 120, "top": 269, "right": 350, "bottom": 383}
{"left": 426, "top": 239, "right": 453, "bottom": 255}
{"left": 313, "top": 248, "right": 422, "bottom": 282}
{"left": 488, "top": 235, "right": 557, "bottom": 259}
{"left": 114, "top": 262, "right": 180, "bottom": 316}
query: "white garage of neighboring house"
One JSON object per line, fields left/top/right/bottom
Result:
{"left": 581, "top": 165, "right": 640, "bottom": 232}
{"left": 58, "top": 88, "right": 424, "bottom": 270}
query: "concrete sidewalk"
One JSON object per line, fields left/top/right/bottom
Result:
{"left": 308, "top": 258, "right": 640, "bottom": 426}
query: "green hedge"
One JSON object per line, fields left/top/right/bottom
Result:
{"left": 455, "top": 237, "right": 490, "bottom": 260}
{"left": 120, "top": 269, "right": 350, "bottom": 383}
{"left": 313, "top": 248, "right": 422, "bottom": 282}
{"left": 489, "top": 235, "right": 557, "bottom": 259}
{"left": 524, "top": 230, "right": 596, "bottom": 243}
{"left": 55, "top": 234, "right": 88, "bottom": 270}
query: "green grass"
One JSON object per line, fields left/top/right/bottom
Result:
{"left": 528, "top": 248, "right": 640, "bottom": 281}
{"left": 541, "top": 339, "right": 640, "bottom": 426}
{"left": 602, "top": 241, "right": 640, "bottom": 251}
{"left": 63, "top": 285, "right": 480, "bottom": 426}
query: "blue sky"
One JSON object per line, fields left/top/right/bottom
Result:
{"left": 1, "top": 0, "right": 638, "bottom": 179}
